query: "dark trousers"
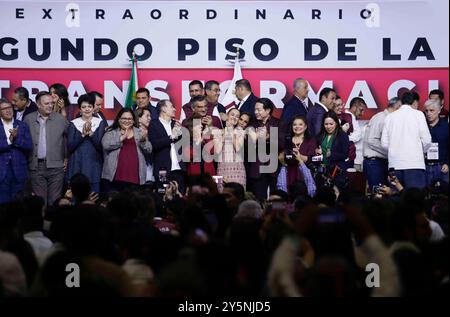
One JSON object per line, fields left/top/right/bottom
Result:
{"left": 249, "top": 174, "right": 277, "bottom": 202}
{"left": 102, "top": 179, "right": 140, "bottom": 194}
{"left": 363, "top": 158, "right": 388, "bottom": 191}
{"left": 394, "top": 169, "right": 426, "bottom": 189}
{"left": 0, "top": 162, "right": 26, "bottom": 204}
{"left": 29, "top": 161, "right": 65, "bottom": 207}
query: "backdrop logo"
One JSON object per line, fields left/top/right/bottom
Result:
{"left": 65, "top": 3, "right": 80, "bottom": 27}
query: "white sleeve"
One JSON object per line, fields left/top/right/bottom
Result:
{"left": 349, "top": 116, "right": 362, "bottom": 143}
{"left": 381, "top": 116, "right": 390, "bottom": 149}
{"left": 418, "top": 113, "right": 432, "bottom": 152}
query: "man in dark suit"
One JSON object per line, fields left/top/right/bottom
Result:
{"left": 132, "top": 87, "right": 158, "bottom": 120}
{"left": 247, "top": 97, "right": 281, "bottom": 202}
{"left": 234, "top": 79, "right": 258, "bottom": 119}
{"left": 281, "top": 78, "right": 313, "bottom": 125}
{"left": 0, "top": 98, "right": 33, "bottom": 204}
{"left": 307, "top": 87, "right": 337, "bottom": 137}
{"left": 12, "top": 87, "right": 38, "bottom": 121}
{"left": 149, "top": 99, "right": 186, "bottom": 194}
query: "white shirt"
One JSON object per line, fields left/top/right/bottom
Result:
{"left": 71, "top": 116, "right": 102, "bottom": 134}
{"left": 1, "top": 118, "right": 14, "bottom": 145}
{"left": 363, "top": 109, "right": 390, "bottom": 159}
{"left": 381, "top": 104, "right": 432, "bottom": 170}
{"left": 346, "top": 110, "right": 363, "bottom": 164}
{"left": 159, "top": 117, "right": 181, "bottom": 171}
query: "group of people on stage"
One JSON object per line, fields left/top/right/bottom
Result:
{"left": 0, "top": 78, "right": 448, "bottom": 205}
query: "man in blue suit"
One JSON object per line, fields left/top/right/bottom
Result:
{"left": 234, "top": 79, "right": 258, "bottom": 120}
{"left": 280, "top": 78, "right": 313, "bottom": 125}
{"left": 149, "top": 99, "right": 186, "bottom": 194}
{"left": 0, "top": 98, "right": 33, "bottom": 203}
{"left": 12, "top": 87, "right": 38, "bottom": 121}
{"left": 307, "top": 87, "right": 337, "bottom": 137}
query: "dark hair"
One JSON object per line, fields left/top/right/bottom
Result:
{"left": 223, "top": 182, "right": 245, "bottom": 202}
{"left": 191, "top": 95, "right": 207, "bottom": 108}
{"left": 89, "top": 91, "right": 103, "bottom": 99}
{"left": 289, "top": 115, "right": 311, "bottom": 139}
{"left": 235, "top": 79, "right": 252, "bottom": 91}
{"left": 77, "top": 93, "right": 96, "bottom": 108}
{"left": 107, "top": 108, "right": 138, "bottom": 131}
{"left": 49, "top": 83, "right": 70, "bottom": 107}
{"left": 429, "top": 89, "right": 444, "bottom": 100}
{"left": 205, "top": 80, "right": 219, "bottom": 91}
{"left": 319, "top": 111, "right": 342, "bottom": 136}
{"left": 136, "top": 87, "right": 150, "bottom": 97}
{"left": 240, "top": 111, "right": 251, "bottom": 118}
{"left": 36, "top": 91, "right": 52, "bottom": 104}
{"left": 189, "top": 80, "right": 204, "bottom": 89}
{"left": 0, "top": 97, "right": 11, "bottom": 106}
{"left": 387, "top": 97, "right": 400, "bottom": 108}
{"left": 69, "top": 173, "right": 91, "bottom": 204}
{"left": 349, "top": 97, "right": 367, "bottom": 109}
{"left": 335, "top": 95, "right": 342, "bottom": 101}
{"left": 255, "top": 97, "right": 274, "bottom": 115}
{"left": 401, "top": 91, "right": 420, "bottom": 105}
{"left": 156, "top": 99, "right": 169, "bottom": 115}
{"left": 319, "top": 87, "right": 336, "bottom": 101}
{"left": 14, "top": 87, "right": 29, "bottom": 100}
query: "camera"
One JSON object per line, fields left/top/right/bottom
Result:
{"left": 284, "top": 135, "right": 294, "bottom": 161}
{"left": 372, "top": 184, "right": 383, "bottom": 194}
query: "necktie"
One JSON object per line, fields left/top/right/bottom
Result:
{"left": 302, "top": 99, "right": 308, "bottom": 111}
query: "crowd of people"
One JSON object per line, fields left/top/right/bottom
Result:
{"left": 0, "top": 79, "right": 448, "bottom": 296}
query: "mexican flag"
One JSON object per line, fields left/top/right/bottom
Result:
{"left": 124, "top": 53, "right": 139, "bottom": 109}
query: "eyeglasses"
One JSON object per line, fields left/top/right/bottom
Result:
{"left": 0, "top": 105, "right": 12, "bottom": 111}
{"left": 208, "top": 89, "right": 221, "bottom": 93}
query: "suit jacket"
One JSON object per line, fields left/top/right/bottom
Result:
{"left": 307, "top": 103, "right": 329, "bottom": 138}
{"left": 101, "top": 127, "right": 152, "bottom": 185}
{"left": 14, "top": 100, "right": 38, "bottom": 121}
{"left": 280, "top": 96, "right": 312, "bottom": 124}
{"left": 237, "top": 93, "right": 258, "bottom": 118}
{"left": 24, "top": 111, "right": 69, "bottom": 170}
{"left": 317, "top": 132, "right": 350, "bottom": 170}
{"left": 148, "top": 118, "right": 186, "bottom": 181}
{"left": 0, "top": 120, "right": 33, "bottom": 182}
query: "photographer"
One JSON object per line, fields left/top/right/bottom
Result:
{"left": 277, "top": 115, "right": 317, "bottom": 197}
{"left": 315, "top": 112, "right": 350, "bottom": 189}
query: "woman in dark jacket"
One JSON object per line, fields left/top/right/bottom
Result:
{"left": 316, "top": 111, "right": 349, "bottom": 188}
{"left": 67, "top": 94, "right": 107, "bottom": 193}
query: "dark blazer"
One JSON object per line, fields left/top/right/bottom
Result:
{"left": 148, "top": 118, "right": 186, "bottom": 181}
{"left": 237, "top": 93, "right": 258, "bottom": 117}
{"left": 280, "top": 96, "right": 313, "bottom": 124}
{"left": 0, "top": 120, "right": 33, "bottom": 182}
{"left": 307, "top": 103, "right": 329, "bottom": 138}
{"left": 317, "top": 132, "right": 350, "bottom": 170}
{"left": 14, "top": 100, "right": 38, "bottom": 121}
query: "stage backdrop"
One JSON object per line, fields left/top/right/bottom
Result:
{"left": 0, "top": 0, "right": 448, "bottom": 120}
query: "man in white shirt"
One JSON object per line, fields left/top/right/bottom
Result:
{"left": 346, "top": 97, "right": 367, "bottom": 171}
{"left": 149, "top": 100, "right": 186, "bottom": 193}
{"left": 381, "top": 91, "right": 432, "bottom": 189}
{"left": 363, "top": 97, "right": 402, "bottom": 190}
